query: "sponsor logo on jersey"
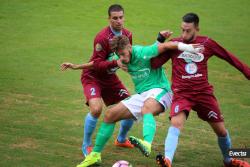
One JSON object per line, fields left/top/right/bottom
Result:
{"left": 95, "top": 43, "right": 102, "bottom": 51}
{"left": 130, "top": 68, "right": 150, "bottom": 80}
{"left": 182, "top": 73, "right": 203, "bottom": 79}
{"left": 185, "top": 62, "right": 198, "bottom": 74}
{"left": 178, "top": 51, "right": 204, "bottom": 62}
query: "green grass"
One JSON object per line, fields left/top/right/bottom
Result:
{"left": 0, "top": 0, "right": 250, "bottom": 166}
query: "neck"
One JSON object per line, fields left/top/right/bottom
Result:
{"left": 110, "top": 25, "right": 122, "bottom": 36}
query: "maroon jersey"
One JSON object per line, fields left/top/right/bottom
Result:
{"left": 151, "top": 36, "right": 250, "bottom": 94}
{"left": 82, "top": 26, "right": 132, "bottom": 87}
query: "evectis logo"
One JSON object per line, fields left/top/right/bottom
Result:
{"left": 178, "top": 51, "right": 204, "bottom": 62}
{"left": 228, "top": 149, "right": 250, "bottom": 158}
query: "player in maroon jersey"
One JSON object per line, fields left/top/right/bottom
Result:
{"left": 152, "top": 13, "right": 250, "bottom": 167}
{"left": 64, "top": 4, "right": 134, "bottom": 157}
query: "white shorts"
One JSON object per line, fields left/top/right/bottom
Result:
{"left": 121, "top": 88, "right": 172, "bottom": 120}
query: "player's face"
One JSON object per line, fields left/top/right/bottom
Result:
{"left": 181, "top": 22, "right": 198, "bottom": 42}
{"left": 109, "top": 11, "right": 124, "bottom": 31}
{"left": 117, "top": 45, "right": 131, "bottom": 64}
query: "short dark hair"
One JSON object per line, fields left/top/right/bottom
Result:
{"left": 182, "top": 13, "right": 199, "bottom": 27}
{"left": 108, "top": 4, "right": 124, "bottom": 16}
{"left": 109, "top": 35, "right": 130, "bottom": 52}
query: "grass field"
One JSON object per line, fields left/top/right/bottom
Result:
{"left": 0, "top": 0, "right": 250, "bottom": 166}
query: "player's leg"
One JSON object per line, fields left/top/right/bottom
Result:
{"left": 93, "top": 102, "right": 135, "bottom": 152}
{"left": 156, "top": 111, "right": 187, "bottom": 167}
{"left": 102, "top": 85, "right": 134, "bottom": 148}
{"left": 196, "top": 93, "right": 249, "bottom": 167}
{"left": 82, "top": 83, "right": 103, "bottom": 156}
{"left": 209, "top": 122, "right": 232, "bottom": 164}
{"left": 142, "top": 89, "right": 172, "bottom": 144}
{"left": 208, "top": 122, "right": 249, "bottom": 167}
{"left": 77, "top": 102, "right": 133, "bottom": 167}
{"left": 129, "top": 97, "right": 164, "bottom": 157}
{"left": 129, "top": 88, "right": 172, "bottom": 157}
{"left": 157, "top": 95, "right": 191, "bottom": 167}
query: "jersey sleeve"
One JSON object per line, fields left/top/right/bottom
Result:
{"left": 92, "top": 36, "right": 118, "bottom": 74}
{"left": 210, "top": 38, "right": 250, "bottom": 79}
{"left": 128, "top": 32, "right": 133, "bottom": 45}
{"left": 150, "top": 50, "right": 172, "bottom": 69}
{"left": 140, "top": 43, "right": 159, "bottom": 59}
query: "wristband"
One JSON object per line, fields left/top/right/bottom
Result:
{"left": 157, "top": 33, "right": 166, "bottom": 43}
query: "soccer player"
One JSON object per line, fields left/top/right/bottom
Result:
{"left": 76, "top": 34, "right": 203, "bottom": 167}
{"left": 151, "top": 13, "right": 250, "bottom": 167}
{"left": 68, "top": 4, "right": 135, "bottom": 156}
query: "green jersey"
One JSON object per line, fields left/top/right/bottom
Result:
{"left": 128, "top": 44, "right": 171, "bottom": 93}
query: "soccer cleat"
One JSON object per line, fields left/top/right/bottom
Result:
{"left": 114, "top": 139, "right": 134, "bottom": 148}
{"left": 224, "top": 158, "right": 250, "bottom": 167}
{"left": 156, "top": 154, "right": 171, "bottom": 167}
{"left": 82, "top": 145, "right": 93, "bottom": 157}
{"left": 128, "top": 136, "right": 151, "bottom": 157}
{"left": 76, "top": 152, "right": 101, "bottom": 167}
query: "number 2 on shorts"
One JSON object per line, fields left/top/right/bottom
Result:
{"left": 90, "top": 87, "right": 96, "bottom": 96}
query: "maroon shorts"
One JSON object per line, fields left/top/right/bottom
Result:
{"left": 170, "top": 92, "right": 224, "bottom": 122}
{"left": 82, "top": 80, "right": 129, "bottom": 106}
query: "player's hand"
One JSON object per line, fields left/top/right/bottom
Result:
{"left": 117, "top": 59, "right": 128, "bottom": 72}
{"left": 61, "top": 62, "right": 75, "bottom": 71}
{"left": 159, "top": 30, "right": 173, "bottom": 39}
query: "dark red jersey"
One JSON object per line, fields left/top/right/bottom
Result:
{"left": 151, "top": 36, "right": 250, "bottom": 94}
{"left": 82, "top": 26, "right": 132, "bottom": 87}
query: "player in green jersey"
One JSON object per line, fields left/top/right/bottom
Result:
{"left": 76, "top": 34, "right": 203, "bottom": 167}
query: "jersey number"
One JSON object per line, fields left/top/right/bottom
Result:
{"left": 90, "top": 88, "right": 96, "bottom": 96}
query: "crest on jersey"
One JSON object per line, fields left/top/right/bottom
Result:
{"left": 178, "top": 51, "right": 204, "bottom": 62}
{"left": 185, "top": 62, "right": 198, "bottom": 74}
{"left": 95, "top": 43, "right": 102, "bottom": 51}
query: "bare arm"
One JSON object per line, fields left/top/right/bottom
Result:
{"left": 61, "top": 61, "right": 93, "bottom": 71}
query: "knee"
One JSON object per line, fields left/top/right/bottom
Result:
{"left": 89, "top": 105, "right": 102, "bottom": 118}
{"left": 209, "top": 122, "right": 228, "bottom": 137}
{"left": 142, "top": 102, "right": 163, "bottom": 115}
{"left": 104, "top": 109, "right": 115, "bottom": 123}
{"left": 171, "top": 119, "right": 184, "bottom": 130}
{"left": 141, "top": 103, "right": 151, "bottom": 115}
{"left": 216, "top": 129, "right": 228, "bottom": 137}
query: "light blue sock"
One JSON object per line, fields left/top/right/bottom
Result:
{"left": 117, "top": 119, "right": 134, "bottom": 143}
{"left": 218, "top": 130, "right": 232, "bottom": 164}
{"left": 82, "top": 113, "right": 98, "bottom": 151}
{"left": 165, "top": 126, "right": 180, "bottom": 163}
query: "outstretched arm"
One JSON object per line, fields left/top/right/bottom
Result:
{"left": 156, "top": 30, "right": 204, "bottom": 54}
{"left": 210, "top": 39, "right": 250, "bottom": 79}
{"left": 61, "top": 61, "right": 93, "bottom": 71}
{"left": 158, "top": 41, "right": 204, "bottom": 54}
